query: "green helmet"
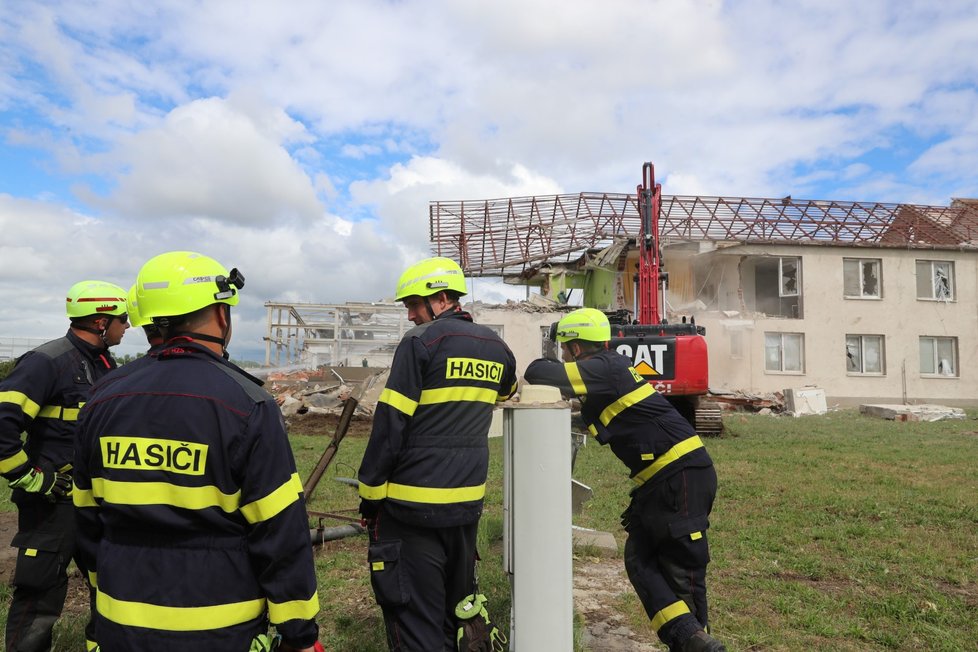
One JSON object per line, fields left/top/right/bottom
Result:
{"left": 554, "top": 308, "right": 610, "bottom": 343}
{"left": 394, "top": 257, "right": 467, "bottom": 301}
{"left": 126, "top": 284, "right": 151, "bottom": 328}
{"left": 66, "top": 280, "right": 127, "bottom": 318}
{"left": 135, "top": 251, "right": 243, "bottom": 322}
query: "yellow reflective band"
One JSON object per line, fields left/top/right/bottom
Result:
{"left": 38, "top": 405, "right": 80, "bottom": 421}
{"left": 565, "top": 362, "right": 587, "bottom": 395}
{"left": 651, "top": 599, "right": 690, "bottom": 631}
{"left": 92, "top": 478, "right": 240, "bottom": 512}
{"left": 690, "top": 531, "right": 703, "bottom": 541}
{"left": 97, "top": 590, "right": 265, "bottom": 631}
{"left": 86, "top": 640, "right": 98, "bottom": 651}
{"left": 641, "top": 453, "right": 655, "bottom": 461}
{"left": 419, "top": 386, "right": 498, "bottom": 405}
{"left": 87, "top": 570, "right": 97, "bottom": 588}
{"left": 599, "top": 383, "right": 656, "bottom": 426}
{"left": 379, "top": 388, "right": 418, "bottom": 416}
{"left": 290, "top": 472, "right": 305, "bottom": 494}
{"left": 268, "top": 592, "right": 319, "bottom": 624}
{"left": 0, "top": 449, "right": 29, "bottom": 474}
{"left": 0, "top": 390, "right": 41, "bottom": 418}
{"left": 26, "top": 548, "right": 38, "bottom": 557}
{"left": 240, "top": 474, "right": 302, "bottom": 524}
{"left": 587, "top": 424, "right": 598, "bottom": 438}
{"left": 387, "top": 482, "right": 485, "bottom": 504}
{"left": 359, "top": 482, "right": 388, "bottom": 500}
{"left": 73, "top": 486, "right": 98, "bottom": 508}
{"left": 632, "top": 437, "right": 705, "bottom": 487}
{"left": 372, "top": 561, "right": 385, "bottom": 571}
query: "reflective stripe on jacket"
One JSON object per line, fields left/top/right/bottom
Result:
{"left": 73, "top": 340, "right": 319, "bottom": 650}
{"left": 0, "top": 331, "right": 114, "bottom": 480}
{"left": 358, "top": 310, "right": 518, "bottom": 527}
{"left": 523, "top": 350, "right": 712, "bottom": 489}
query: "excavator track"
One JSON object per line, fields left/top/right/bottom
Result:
{"left": 694, "top": 400, "right": 724, "bottom": 436}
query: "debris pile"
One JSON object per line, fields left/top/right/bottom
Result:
{"left": 260, "top": 366, "right": 389, "bottom": 418}
{"left": 708, "top": 389, "right": 786, "bottom": 414}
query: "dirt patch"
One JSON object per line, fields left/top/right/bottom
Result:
{"left": 286, "top": 412, "right": 373, "bottom": 438}
{"left": 574, "top": 555, "right": 662, "bottom": 651}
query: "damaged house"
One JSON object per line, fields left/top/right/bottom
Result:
{"left": 430, "top": 193, "right": 978, "bottom": 407}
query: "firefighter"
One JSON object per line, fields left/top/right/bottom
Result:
{"left": 358, "top": 256, "right": 518, "bottom": 651}
{"left": 1, "top": 279, "right": 128, "bottom": 652}
{"left": 523, "top": 308, "right": 726, "bottom": 652}
{"left": 72, "top": 251, "right": 323, "bottom": 652}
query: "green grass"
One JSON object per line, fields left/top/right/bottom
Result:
{"left": 3, "top": 409, "right": 978, "bottom": 650}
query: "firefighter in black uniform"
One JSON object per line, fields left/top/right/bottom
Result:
{"left": 0, "top": 279, "right": 129, "bottom": 652}
{"left": 358, "top": 257, "right": 517, "bottom": 651}
{"left": 72, "top": 251, "right": 323, "bottom": 652}
{"left": 524, "top": 308, "right": 726, "bottom": 652}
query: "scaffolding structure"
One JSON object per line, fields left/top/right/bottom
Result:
{"left": 263, "top": 301, "right": 411, "bottom": 369}
{"left": 429, "top": 193, "right": 978, "bottom": 276}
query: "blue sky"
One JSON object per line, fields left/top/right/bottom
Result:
{"left": 1, "top": 0, "right": 977, "bottom": 362}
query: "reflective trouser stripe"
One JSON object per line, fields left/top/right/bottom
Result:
{"left": 97, "top": 591, "right": 265, "bottom": 631}
{"left": 651, "top": 599, "right": 690, "bottom": 631}
{"left": 631, "top": 436, "right": 705, "bottom": 487}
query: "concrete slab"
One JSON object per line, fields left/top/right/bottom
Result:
{"left": 572, "top": 526, "right": 618, "bottom": 552}
{"left": 860, "top": 403, "right": 966, "bottom": 422}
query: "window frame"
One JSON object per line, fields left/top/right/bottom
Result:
{"left": 915, "top": 260, "right": 955, "bottom": 301}
{"left": 845, "top": 334, "right": 885, "bottom": 375}
{"left": 764, "top": 331, "right": 805, "bottom": 374}
{"left": 843, "top": 258, "right": 882, "bottom": 299}
{"left": 919, "top": 335, "right": 958, "bottom": 378}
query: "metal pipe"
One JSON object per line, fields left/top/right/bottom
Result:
{"left": 309, "top": 523, "right": 365, "bottom": 545}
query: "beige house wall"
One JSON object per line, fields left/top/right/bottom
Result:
{"left": 465, "top": 306, "right": 564, "bottom": 378}
{"left": 676, "top": 243, "right": 978, "bottom": 406}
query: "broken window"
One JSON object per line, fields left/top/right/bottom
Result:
{"left": 919, "top": 336, "right": 957, "bottom": 376}
{"left": 748, "top": 256, "right": 803, "bottom": 318}
{"left": 846, "top": 334, "right": 884, "bottom": 374}
{"left": 764, "top": 332, "right": 804, "bottom": 373}
{"left": 843, "top": 258, "right": 881, "bottom": 298}
{"left": 915, "top": 260, "right": 954, "bottom": 301}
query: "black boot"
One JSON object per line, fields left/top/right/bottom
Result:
{"left": 681, "top": 629, "right": 727, "bottom": 652}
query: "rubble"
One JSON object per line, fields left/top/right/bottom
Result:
{"left": 264, "top": 365, "right": 389, "bottom": 418}
{"left": 860, "top": 403, "right": 966, "bottom": 422}
{"left": 708, "top": 388, "right": 786, "bottom": 413}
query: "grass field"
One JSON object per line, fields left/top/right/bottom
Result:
{"left": 2, "top": 408, "right": 977, "bottom": 651}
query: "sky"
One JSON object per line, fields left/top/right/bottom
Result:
{"left": 1, "top": 0, "right": 977, "bottom": 362}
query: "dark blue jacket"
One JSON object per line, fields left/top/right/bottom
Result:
{"left": 524, "top": 349, "right": 712, "bottom": 492}
{"left": 74, "top": 339, "right": 319, "bottom": 651}
{"left": 358, "top": 310, "right": 518, "bottom": 527}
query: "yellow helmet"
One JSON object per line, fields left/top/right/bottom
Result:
{"left": 126, "top": 284, "right": 151, "bottom": 328}
{"left": 66, "top": 280, "right": 127, "bottom": 318}
{"left": 554, "top": 308, "right": 610, "bottom": 343}
{"left": 394, "top": 257, "right": 467, "bottom": 301}
{"left": 135, "top": 251, "right": 243, "bottom": 321}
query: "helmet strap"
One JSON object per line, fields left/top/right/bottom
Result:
{"left": 169, "top": 331, "right": 227, "bottom": 350}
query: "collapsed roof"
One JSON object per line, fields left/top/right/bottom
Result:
{"left": 429, "top": 193, "right": 978, "bottom": 277}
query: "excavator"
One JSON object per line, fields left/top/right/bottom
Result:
{"left": 428, "top": 161, "right": 722, "bottom": 435}
{"left": 612, "top": 162, "right": 721, "bottom": 434}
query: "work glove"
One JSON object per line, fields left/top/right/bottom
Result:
{"left": 359, "top": 498, "right": 379, "bottom": 524}
{"left": 455, "top": 593, "right": 508, "bottom": 652}
{"left": 9, "top": 466, "right": 72, "bottom": 500}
